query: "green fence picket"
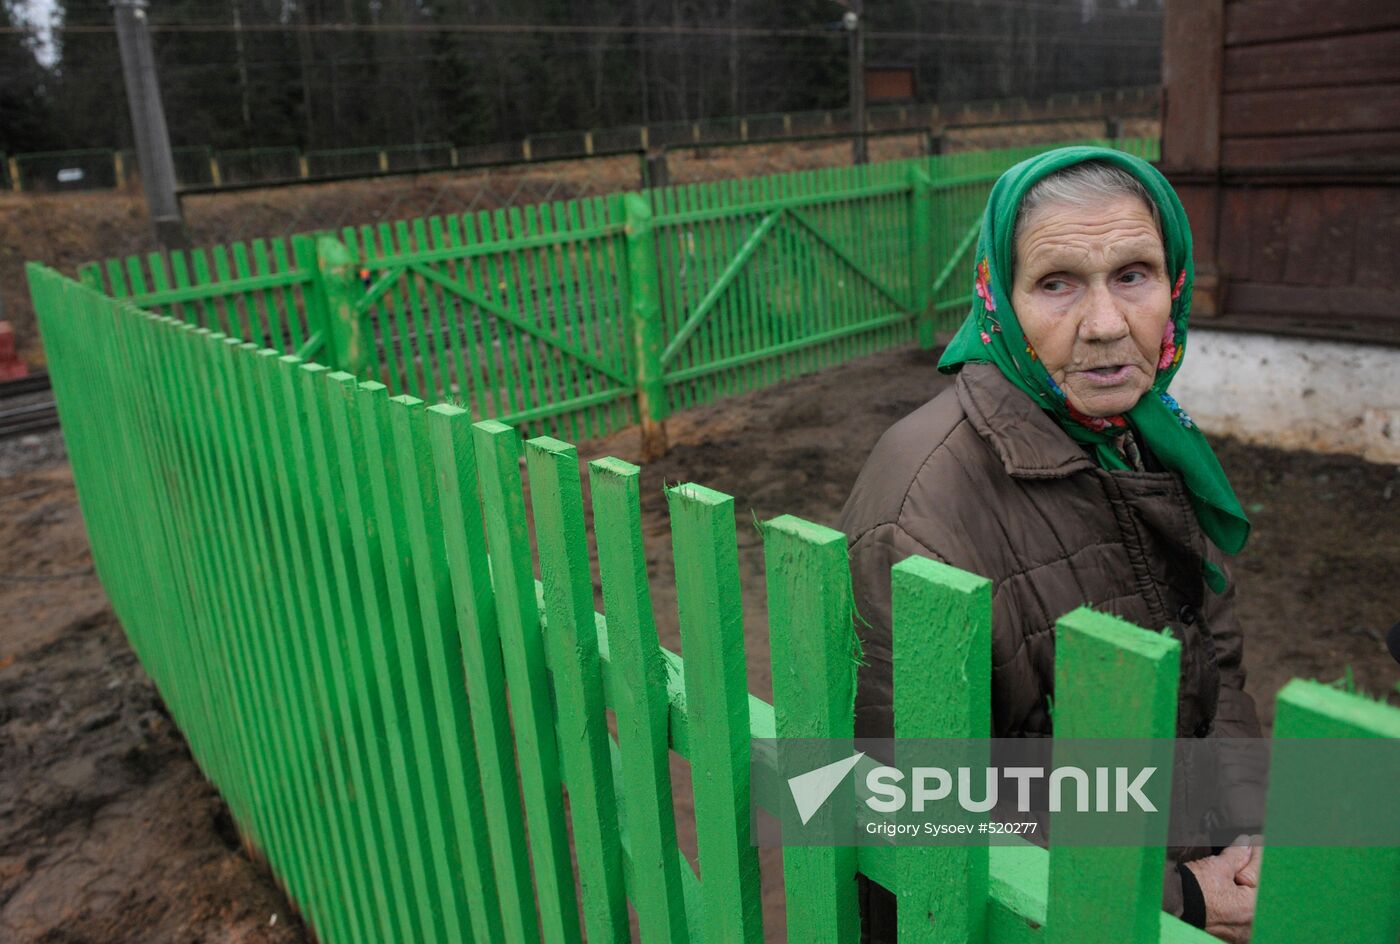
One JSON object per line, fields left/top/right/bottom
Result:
{"left": 590, "top": 457, "right": 692, "bottom": 943}
{"left": 666, "top": 482, "right": 764, "bottom": 944}
{"left": 891, "top": 556, "right": 993, "bottom": 944}
{"left": 388, "top": 395, "right": 504, "bottom": 943}
{"left": 1047, "top": 608, "right": 1180, "bottom": 944}
{"left": 360, "top": 385, "right": 474, "bottom": 942}
{"left": 427, "top": 405, "right": 542, "bottom": 944}
{"left": 473, "top": 419, "right": 583, "bottom": 944}
{"left": 762, "top": 514, "right": 861, "bottom": 943}
{"left": 524, "top": 437, "right": 630, "bottom": 943}
{"left": 1251, "top": 681, "right": 1400, "bottom": 943}
{"left": 297, "top": 365, "right": 406, "bottom": 942}
{"left": 324, "top": 373, "right": 435, "bottom": 943}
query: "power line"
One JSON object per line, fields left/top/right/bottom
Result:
{"left": 11, "top": 21, "right": 1159, "bottom": 48}
{"left": 6, "top": 22, "right": 842, "bottom": 39}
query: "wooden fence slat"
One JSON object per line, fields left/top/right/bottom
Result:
{"left": 589, "top": 456, "right": 692, "bottom": 944}
{"left": 473, "top": 419, "right": 584, "bottom": 944}
{"left": 388, "top": 395, "right": 505, "bottom": 944}
{"left": 427, "top": 404, "right": 542, "bottom": 944}
{"left": 259, "top": 353, "right": 377, "bottom": 944}
{"left": 300, "top": 366, "right": 412, "bottom": 942}
{"left": 1047, "top": 607, "right": 1180, "bottom": 944}
{"left": 359, "top": 384, "right": 474, "bottom": 942}
{"left": 248, "top": 350, "right": 365, "bottom": 944}
{"left": 1251, "top": 681, "right": 1400, "bottom": 944}
{"left": 324, "top": 374, "right": 436, "bottom": 944}
{"left": 666, "top": 482, "right": 764, "bottom": 944}
{"left": 891, "top": 556, "right": 993, "bottom": 944}
{"left": 762, "top": 514, "right": 861, "bottom": 944}
{"left": 524, "top": 436, "right": 631, "bottom": 943}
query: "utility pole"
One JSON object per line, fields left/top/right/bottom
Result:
{"left": 112, "top": 0, "right": 187, "bottom": 249}
{"left": 844, "top": 1, "right": 867, "bottom": 164}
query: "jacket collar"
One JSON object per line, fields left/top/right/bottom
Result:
{"left": 954, "top": 362, "right": 1098, "bottom": 479}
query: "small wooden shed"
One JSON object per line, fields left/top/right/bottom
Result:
{"left": 1160, "top": 1, "right": 1400, "bottom": 344}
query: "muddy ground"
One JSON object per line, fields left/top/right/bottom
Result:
{"left": 3, "top": 344, "right": 1397, "bottom": 942}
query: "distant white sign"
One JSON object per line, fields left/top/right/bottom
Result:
{"left": 56, "top": 168, "right": 84, "bottom": 183}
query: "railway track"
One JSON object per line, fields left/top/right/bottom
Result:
{"left": 0, "top": 372, "right": 57, "bottom": 439}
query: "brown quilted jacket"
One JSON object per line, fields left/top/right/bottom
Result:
{"left": 839, "top": 361, "right": 1266, "bottom": 931}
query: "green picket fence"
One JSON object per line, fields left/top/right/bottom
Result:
{"left": 78, "top": 138, "right": 1156, "bottom": 449}
{"left": 27, "top": 264, "right": 1400, "bottom": 944}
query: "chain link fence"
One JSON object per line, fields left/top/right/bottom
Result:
{"left": 177, "top": 153, "right": 646, "bottom": 246}
{"left": 3, "top": 90, "right": 1159, "bottom": 365}
{"left": 3, "top": 87, "right": 1158, "bottom": 194}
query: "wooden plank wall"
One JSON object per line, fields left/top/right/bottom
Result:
{"left": 1162, "top": 0, "right": 1400, "bottom": 343}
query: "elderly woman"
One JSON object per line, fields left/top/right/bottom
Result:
{"left": 840, "top": 146, "right": 1265, "bottom": 942}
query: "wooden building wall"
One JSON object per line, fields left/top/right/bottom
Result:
{"left": 1161, "top": 0, "right": 1400, "bottom": 344}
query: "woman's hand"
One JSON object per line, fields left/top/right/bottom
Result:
{"left": 1184, "top": 835, "right": 1264, "bottom": 943}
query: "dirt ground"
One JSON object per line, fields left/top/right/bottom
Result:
{"left": 3, "top": 343, "right": 1396, "bottom": 942}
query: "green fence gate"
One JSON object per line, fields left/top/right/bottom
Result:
{"left": 80, "top": 140, "right": 1157, "bottom": 454}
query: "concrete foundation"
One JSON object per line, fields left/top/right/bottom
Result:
{"left": 1170, "top": 328, "right": 1400, "bottom": 465}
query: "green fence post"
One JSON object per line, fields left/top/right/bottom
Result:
{"left": 623, "top": 192, "right": 670, "bottom": 459}
{"left": 318, "top": 236, "right": 372, "bottom": 375}
{"left": 294, "top": 234, "right": 370, "bottom": 376}
{"left": 910, "top": 166, "right": 937, "bottom": 350}
{"left": 7, "top": 156, "right": 19, "bottom": 192}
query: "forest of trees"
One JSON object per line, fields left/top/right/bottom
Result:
{"left": 1, "top": 0, "right": 1162, "bottom": 156}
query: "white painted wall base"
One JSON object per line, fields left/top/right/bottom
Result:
{"left": 1169, "top": 328, "right": 1400, "bottom": 464}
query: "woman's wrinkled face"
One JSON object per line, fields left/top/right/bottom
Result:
{"left": 1011, "top": 194, "right": 1172, "bottom": 417}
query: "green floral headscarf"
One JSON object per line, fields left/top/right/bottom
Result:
{"left": 937, "top": 146, "right": 1248, "bottom": 590}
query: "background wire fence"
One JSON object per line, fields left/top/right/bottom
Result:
{"left": 3, "top": 92, "right": 1158, "bottom": 366}
{"left": 3, "top": 87, "right": 1157, "bottom": 193}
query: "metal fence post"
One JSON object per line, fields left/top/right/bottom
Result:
{"left": 623, "top": 193, "right": 669, "bottom": 460}
{"left": 910, "top": 166, "right": 937, "bottom": 349}
{"left": 644, "top": 148, "right": 670, "bottom": 190}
